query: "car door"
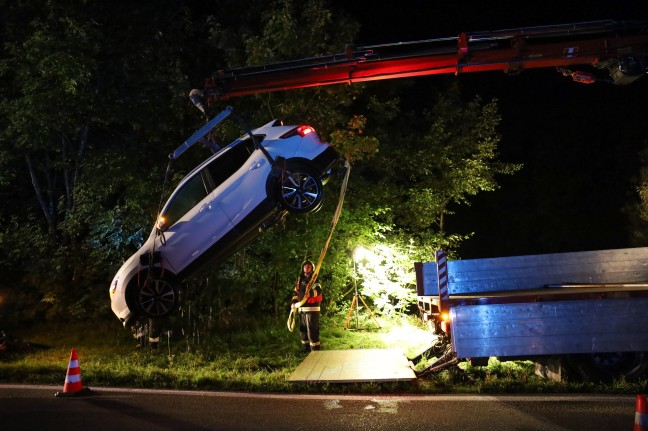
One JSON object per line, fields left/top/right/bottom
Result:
{"left": 155, "top": 167, "right": 232, "bottom": 274}
{"left": 214, "top": 145, "right": 272, "bottom": 225}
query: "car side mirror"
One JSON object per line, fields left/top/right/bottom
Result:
{"left": 156, "top": 216, "right": 168, "bottom": 232}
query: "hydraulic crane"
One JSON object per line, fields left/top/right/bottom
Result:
{"left": 192, "top": 19, "right": 648, "bottom": 115}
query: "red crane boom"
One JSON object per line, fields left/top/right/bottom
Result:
{"left": 198, "top": 19, "right": 648, "bottom": 110}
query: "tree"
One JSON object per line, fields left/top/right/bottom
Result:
{"left": 0, "top": 0, "right": 200, "bottom": 322}
{"left": 0, "top": 0, "right": 523, "bottom": 327}
{"left": 351, "top": 82, "right": 522, "bottom": 256}
{"left": 626, "top": 144, "right": 648, "bottom": 245}
{"left": 178, "top": 0, "right": 373, "bottom": 321}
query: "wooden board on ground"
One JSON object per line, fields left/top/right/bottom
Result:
{"left": 287, "top": 349, "right": 417, "bottom": 383}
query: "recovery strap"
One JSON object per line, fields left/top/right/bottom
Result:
{"left": 287, "top": 157, "right": 351, "bottom": 332}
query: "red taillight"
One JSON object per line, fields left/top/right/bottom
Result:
{"left": 279, "top": 125, "right": 317, "bottom": 139}
{"left": 296, "top": 125, "right": 315, "bottom": 137}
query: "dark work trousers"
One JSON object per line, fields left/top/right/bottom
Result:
{"left": 299, "top": 311, "right": 320, "bottom": 349}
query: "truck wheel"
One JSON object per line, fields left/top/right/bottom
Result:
{"left": 567, "top": 351, "right": 648, "bottom": 382}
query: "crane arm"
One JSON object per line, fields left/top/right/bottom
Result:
{"left": 201, "top": 20, "right": 648, "bottom": 106}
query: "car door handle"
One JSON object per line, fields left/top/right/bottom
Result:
{"left": 199, "top": 202, "right": 214, "bottom": 212}
{"left": 248, "top": 158, "right": 266, "bottom": 171}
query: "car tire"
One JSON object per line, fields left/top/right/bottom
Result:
{"left": 278, "top": 162, "right": 324, "bottom": 214}
{"left": 126, "top": 269, "right": 180, "bottom": 320}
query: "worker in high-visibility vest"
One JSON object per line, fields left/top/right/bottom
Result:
{"left": 292, "top": 260, "right": 322, "bottom": 352}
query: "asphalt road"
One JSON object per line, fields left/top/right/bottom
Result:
{"left": 0, "top": 384, "right": 639, "bottom": 431}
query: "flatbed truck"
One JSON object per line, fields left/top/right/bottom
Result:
{"left": 414, "top": 247, "right": 648, "bottom": 381}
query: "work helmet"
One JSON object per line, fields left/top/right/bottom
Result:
{"left": 301, "top": 260, "right": 314, "bottom": 272}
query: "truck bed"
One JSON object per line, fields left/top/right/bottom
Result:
{"left": 415, "top": 247, "right": 648, "bottom": 358}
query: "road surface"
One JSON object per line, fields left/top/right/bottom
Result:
{"left": 0, "top": 384, "right": 639, "bottom": 430}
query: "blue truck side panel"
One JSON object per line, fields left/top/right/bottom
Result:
{"left": 446, "top": 247, "right": 648, "bottom": 295}
{"left": 416, "top": 247, "right": 648, "bottom": 358}
{"left": 451, "top": 297, "right": 648, "bottom": 357}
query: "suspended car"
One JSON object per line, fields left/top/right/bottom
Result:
{"left": 109, "top": 108, "right": 339, "bottom": 327}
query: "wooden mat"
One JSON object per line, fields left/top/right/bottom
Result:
{"left": 287, "top": 349, "right": 417, "bottom": 383}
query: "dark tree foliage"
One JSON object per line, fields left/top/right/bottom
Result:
{"left": 0, "top": 0, "right": 519, "bottom": 327}
{"left": 0, "top": 0, "right": 209, "bottom": 323}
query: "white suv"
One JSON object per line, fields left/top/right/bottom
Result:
{"left": 109, "top": 107, "right": 338, "bottom": 327}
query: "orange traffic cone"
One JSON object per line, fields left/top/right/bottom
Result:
{"left": 55, "top": 348, "right": 91, "bottom": 397}
{"left": 635, "top": 394, "right": 648, "bottom": 431}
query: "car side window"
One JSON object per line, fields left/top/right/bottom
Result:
{"left": 204, "top": 138, "right": 256, "bottom": 190}
{"left": 162, "top": 171, "right": 211, "bottom": 229}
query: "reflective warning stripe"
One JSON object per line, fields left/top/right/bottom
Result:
{"left": 300, "top": 306, "right": 320, "bottom": 312}
{"left": 69, "top": 359, "right": 79, "bottom": 368}
{"left": 65, "top": 374, "right": 82, "bottom": 384}
{"left": 436, "top": 250, "right": 449, "bottom": 312}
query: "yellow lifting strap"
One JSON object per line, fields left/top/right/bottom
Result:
{"left": 287, "top": 157, "right": 351, "bottom": 332}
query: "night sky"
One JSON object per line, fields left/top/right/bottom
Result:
{"left": 333, "top": 1, "right": 648, "bottom": 258}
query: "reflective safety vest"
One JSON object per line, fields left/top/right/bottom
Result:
{"left": 293, "top": 273, "right": 322, "bottom": 312}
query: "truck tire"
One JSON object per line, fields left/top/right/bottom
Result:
{"left": 567, "top": 351, "right": 648, "bottom": 382}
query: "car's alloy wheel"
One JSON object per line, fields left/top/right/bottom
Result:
{"left": 136, "top": 274, "right": 180, "bottom": 319}
{"left": 279, "top": 164, "right": 323, "bottom": 213}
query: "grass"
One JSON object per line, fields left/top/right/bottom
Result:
{"left": 2, "top": 313, "right": 647, "bottom": 395}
